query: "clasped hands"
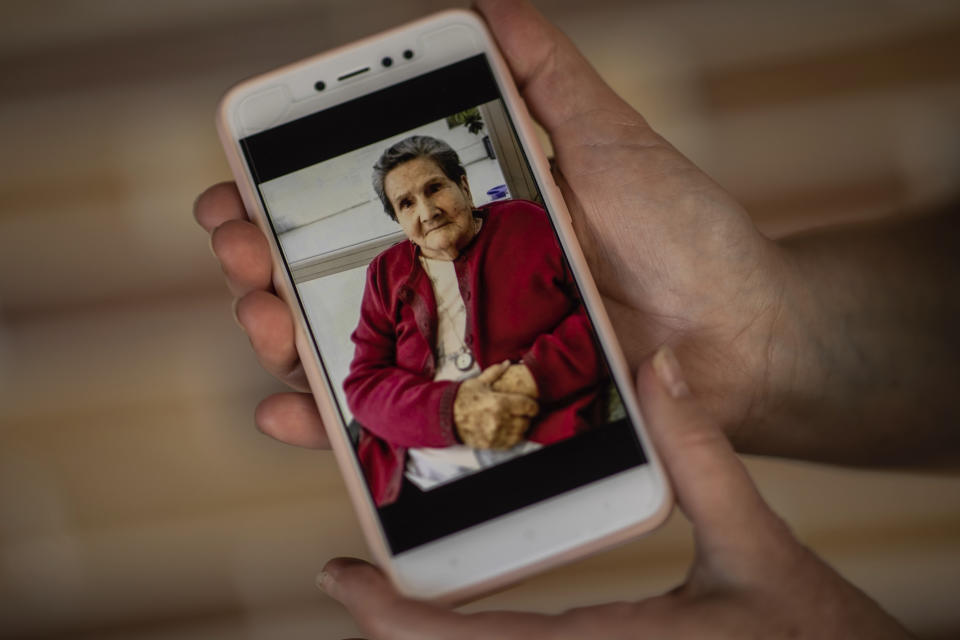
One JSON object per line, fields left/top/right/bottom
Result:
{"left": 453, "top": 361, "right": 539, "bottom": 449}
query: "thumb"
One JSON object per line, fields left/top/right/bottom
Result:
{"left": 319, "top": 558, "right": 565, "bottom": 639}
{"left": 318, "top": 558, "right": 461, "bottom": 640}
{"left": 474, "top": 0, "right": 645, "bottom": 135}
{"left": 476, "top": 359, "right": 511, "bottom": 385}
{"left": 636, "top": 346, "right": 781, "bottom": 553}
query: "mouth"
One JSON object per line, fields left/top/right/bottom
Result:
{"left": 424, "top": 221, "right": 451, "bottom": 235}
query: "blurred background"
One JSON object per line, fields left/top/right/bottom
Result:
{"left": 1, "top": 0, "right": 959, "bottom": 637}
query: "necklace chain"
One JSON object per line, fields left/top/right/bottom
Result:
{"left": 420, "top": 257, "right": 475, "bottom": 372}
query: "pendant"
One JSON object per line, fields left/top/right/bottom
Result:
{"left": 454, "top": 350, "right": 475, "bottom": 372}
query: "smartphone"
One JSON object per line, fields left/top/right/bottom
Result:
{"left": 217, "top": 9, "right": 671, "bottom": 602}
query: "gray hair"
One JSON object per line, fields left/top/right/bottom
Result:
{"left": 372, "top": 135, "right": 466, "bottom": 221}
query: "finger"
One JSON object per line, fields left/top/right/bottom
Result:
{"left": 503, "top": 393, "right": 539, "bottom": 417}
{"left": 255, "top": 392, "right": 329, "bottom": 449}
{"left": 476, "top": 359, "right": 511, "bottom": 385}
{"left": 320, "top": 558, "right": 461, "bottom": 640}
{"left": 491, "top": 365, "right": 534, "bottom": 396}
{"left": 193, "top": 181, "right": 247, "bottom": 231}
{"left": 509, "top": 415, "right": 531, "bottom": 440}
{"left": 635, "top": 345, "right": 785, "bottom": 553}
{"left": 320, "top": 558, "right": 559, "bottom": 640}
{"left": 211, "top": 219, "right": 273, "bottom": 296}
{"left": 235, "top": 290, "right": 309, "bottom": 391}
{"left": 474, "top": 0, "right": 643, "bottom": 134}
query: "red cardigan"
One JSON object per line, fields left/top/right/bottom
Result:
{"left": 343, "top": 199, "right": 605, "bottom": 506}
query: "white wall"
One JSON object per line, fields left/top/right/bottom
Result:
{"left": 297, "top": 266, "right": 367, "bottom": 425}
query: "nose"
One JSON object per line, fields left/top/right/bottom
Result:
{"left": 416, "top": 197, "right": 439, "bottom": 223}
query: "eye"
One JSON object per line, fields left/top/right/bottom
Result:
{"left": 426, "top": 181, "right": 442, "bottom": 194}
{"left": 397, "top": 197, "right": 413, "bottom": 210}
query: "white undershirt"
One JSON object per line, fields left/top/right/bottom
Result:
{"left": 405, "top": 256, "right": 541, "bottom": 491}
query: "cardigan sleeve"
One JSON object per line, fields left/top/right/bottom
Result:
{"left": 512, "top": 208, "right": 606, "bottom": 403}
{"left": 343, "top": 261, "right": 461, "bottom": 449}
{"left": 520, "top": 300, "right": 605, "bottom": 404}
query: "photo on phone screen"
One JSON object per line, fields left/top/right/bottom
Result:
{"left": 240, "top": 54, "right": 647, "bottom": 554}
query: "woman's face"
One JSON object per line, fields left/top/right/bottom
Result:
{"left": 384, "top": 156, "right": 478, "bottom": 261}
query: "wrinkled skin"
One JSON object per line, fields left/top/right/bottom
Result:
{"left": 453, "top": 361, "right": 538, "bottom": 449}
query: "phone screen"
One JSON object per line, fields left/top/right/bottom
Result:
{"left": 241, "top": 54, "right": 647, "bottom": 554}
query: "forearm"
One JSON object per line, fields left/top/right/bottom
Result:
{"left": 522, "top": 308, "right": 605, "bottom": 403}
{"left": 741, "top": 207, "right": 960, "bottom": 465}
{"left": 344, "top": 364, "right": 460, "bottom": 448}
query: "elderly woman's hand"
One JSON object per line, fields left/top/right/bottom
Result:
{"left": 490, "top": 363, "right": 538, "bottom": 399}
{"left": 453, "top": 361, "right": 539, "bottom": 449}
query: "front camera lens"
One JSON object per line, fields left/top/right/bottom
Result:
{"left": 402, "top": 49, "right": 414, "bottom": 60}
{"left": 314, "top": 80, "right": 326, "bottom": 91}
{"left": 381, "top": 56, "right": 393, "bottom": 68}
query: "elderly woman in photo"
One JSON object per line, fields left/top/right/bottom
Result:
{"left": 344, "top": 135, "right": 605, "bottom": 506}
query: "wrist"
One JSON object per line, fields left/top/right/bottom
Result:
{"left": 723, "top": 241, "right": 853, "bottom": 458}
{"left": 679, "top": 242, "right": 825, "bottom": 453}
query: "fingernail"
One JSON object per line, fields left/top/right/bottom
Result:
{"left": 315, "top": 570, "right": 333, "bottom": 593}
{"left": 231, "top": 297, "right": 246, "bottom": 333}
{"left": 192, "top": 191, "right": 205, "bottom": 222}
{"left": 208, "top": 225, "right": 219, "bottom": 258}
{"left": 652, "top": 345, "right": 690, "bottom": 399}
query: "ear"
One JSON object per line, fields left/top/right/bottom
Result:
{"left": 459, "top": 174, "right": 475, "bottom": 207}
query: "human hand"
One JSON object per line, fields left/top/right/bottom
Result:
{"left": 193, "top": 182, "right": 330, "bottom": 449}
{"left": 316, "top": 346, "right": 913, "bottom": 640}
{"left": 453, "top": 361, "right": 539, "bottom": 449}
{"left": 490, "top": 363, "right": 539, "bottom": 399}
{"left": 475, "top": 0, "right": 821, "bottom": 450}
